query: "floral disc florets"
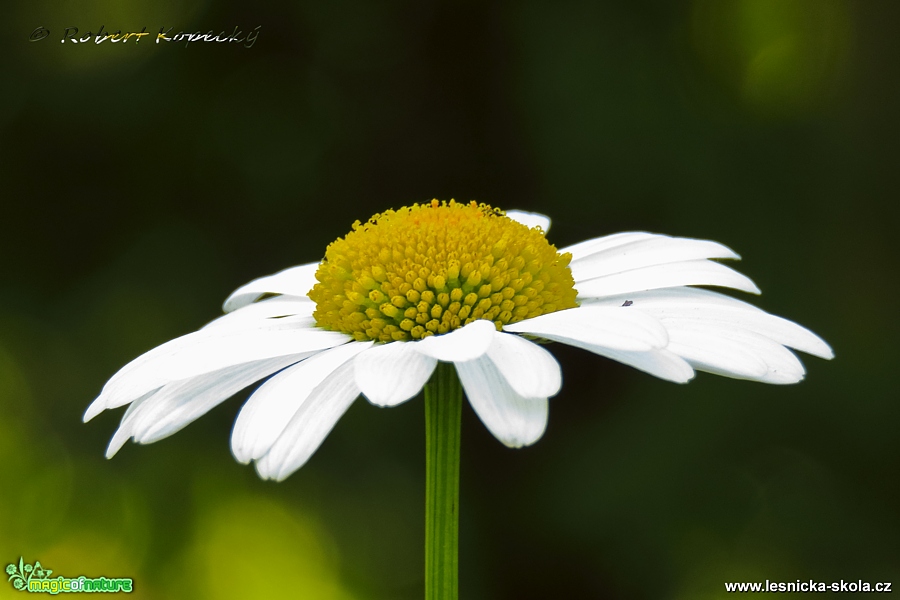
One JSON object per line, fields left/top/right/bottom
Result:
{"left": 309, "top": 200, "right": 579, "bottom": 342}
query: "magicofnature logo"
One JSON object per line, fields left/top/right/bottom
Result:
{"left": 6, "top": 557, "right": 133, "bottom": 594}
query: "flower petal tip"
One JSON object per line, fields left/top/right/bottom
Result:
{"left": 254, "top": 456, "right": 294, "bottom": 482}
{"left": 664, "top": 366, "right": 695, "bottom": 384}
{"left": 83, "top": 400, "right": 105, "bottom": 423}
{"left": 229, "top": 443, "right": 253, "bottom": 465}
{"left": 815, "top": 342, "right": 835, "bottom": 361}
{"left": 500, "top": 433, "right": 545, "bottom": 449}
{"left": 104, "top": 435, "right": 129, "bottom": 459}
{"left": 770, "top": 373, "right": 805, "bottom": 385}
{"left": 363, "top": 391, "right": 422, "bottom": 408}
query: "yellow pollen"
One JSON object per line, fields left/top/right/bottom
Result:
{"left": 309, "top": 200, "right": 579, "bottom": 342}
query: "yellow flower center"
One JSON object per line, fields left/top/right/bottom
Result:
{"left": 310, "top": 200, "right": 578, "bottom": 342}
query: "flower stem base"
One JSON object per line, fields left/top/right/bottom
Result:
{"left": 424, "top": 362, "right": 462, "bottom": 600}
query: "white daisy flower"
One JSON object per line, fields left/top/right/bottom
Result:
{"left": 84, "top": 200, "right": 832, "bottom": 481}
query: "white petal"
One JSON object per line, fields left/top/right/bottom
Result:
{"left": 486, "top": 333, "right": 562, "bottom": 399}
{"left": 106, "top": 355, "right": 307, "bottom": 458}
{"left": 578, "top": 288, "right": 827, "bottom": 383}
{"left": 355, "top": 342, "right": 437, "bottom": 407}
{"left": 85, "top": 309, "right": 321, "bottom": 422}
{"left": 561, "top": 232, "right": 658, "bottom": 261}
{"left": 668, "top": 330, "right": 767, "bottom": 379}
{"left": 663, "top": 319, "right": 807, "bottom": 384}
{"left": 87, "top": 326, "right": 351, "bottom": 420}
{"left": 455, "top": 357, "right": 548, "bottom": 448}
{"left": 589, "top": 347, "right": 696, "bottom": 383}
{"left": 85, "top": 330, "right": 209, "bottom": 422}
{"left": 222, "top": 262, "right": 320, "bottom": 313}
{"left": 202, "top": 297, "right": 315, "bottom": 333}
{"left": 503, "top": 305, "right": 669, "bottom": 352}
{"left": 573, "top": 259, "right": 761, "bottom": 297}
{"left": 568, "top": 235, "right": 740, "bottom": 281}
{"left": 581, "top": 287, "right": 833, "bottom": 359}
{"left": 105, "top": 389, "right": 158, "bottom": 457}
{"left": 230, "top": 341, "right": 371, "bottom": 465}
{"left": 505, "top": 210, "right": 551, "bottom": 233}
{"left": 413, "top": 319, "right": 496, "bottom": 362}
{"left": 254, "top": 359, "right": 363, "bottom": 481}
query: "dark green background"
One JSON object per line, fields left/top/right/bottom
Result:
{"left": 1, "top": 1, "right": 897, "bottom": 598}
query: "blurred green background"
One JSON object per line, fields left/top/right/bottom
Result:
{"left": 1, "top": 0, "right": 898, "bottom": 598}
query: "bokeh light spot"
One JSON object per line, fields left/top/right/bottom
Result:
{"left": 179, "top": 496, "right": 356, "bottom": 600}
{"left": 691, "top": 0, "right": 852, "bottom": 116}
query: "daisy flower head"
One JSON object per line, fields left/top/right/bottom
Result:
{"left": 85, "top": 200, "right": 833, "bottom": 481}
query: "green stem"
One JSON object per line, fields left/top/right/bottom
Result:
{"left": 424, "top": 362, "right": 462, "bottom": 600}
